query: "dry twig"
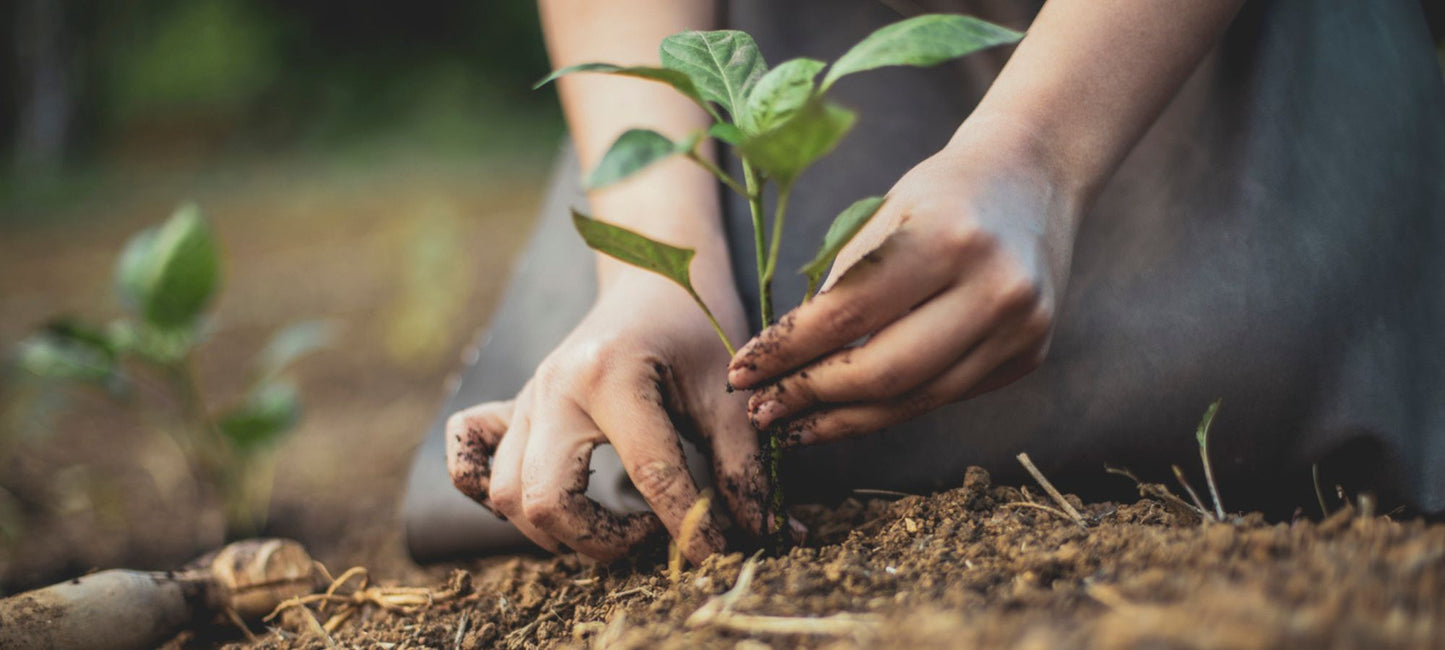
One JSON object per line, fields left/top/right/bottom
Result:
{"left": 1016, "top": 453, "right": 1086, "bottom": 528}
{"left": 1171, "top": 465, "right": 1215, "bottom": 521}
{"left": 1001, "top": 501, "right": 1078, "bottom": 523}
{"left": 265, "top": 565, "right": 468, "bottom": 637}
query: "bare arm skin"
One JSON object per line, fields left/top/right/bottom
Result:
{"left": 727, "top": 0, "right": 1247, "bottom": 443}
{"left": 446, "top": 0, "right": 773, "bottom": 563}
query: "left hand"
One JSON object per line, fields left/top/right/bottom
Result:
{"left": 727, "top": 120, "right": 1085, "bottom": 446}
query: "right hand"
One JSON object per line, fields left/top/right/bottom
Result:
{"left": 445, "top": 271, "right": 769, "bottom": 563}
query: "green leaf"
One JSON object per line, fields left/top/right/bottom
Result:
{"left": 1195, "top": 399, "right": 1221, "bottom": 447}
{"left": 218, "top": 381, "right": 300, "bottom": 452}
{"left": 799, "top": 196, "right": 887, "bottom": 295}
{"left": 820, "top": 14, "right": 1022, "bottom": 92}
{"left": 254, "top": 320, "right": 332, "bottom": 382}
{"left": 660, "top": 30, "right": 767, "bottom": 116}
{"left": 533, "top": 63, "right": 720, "bottom": 120}
{"left": 114, "top": 203, "right": 221, "bottom": 332}
{"left": 708, "top": 122, "right": 744, "bottom": 146}
{"left": 739, "top": 57, "right": 825, "bottom": 135}
{"left": 116, "top": 226, "right": 160, "bottom": 316}
{"left": 16, "top": 319, "right": 124, "bottom": 389}
{"left": 738, "top": 99, "right": 856, "bottom": 187}
{"left": 571, "top": 210, "right": 696, "bottom": 290}
{"left": 587, "top": 129, "right": 695, "bottom": 189}
{"left": 570, "top": 210, "right": 737, "bottom": 355}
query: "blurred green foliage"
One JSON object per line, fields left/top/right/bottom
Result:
{"left": 1, "top": 0, "right": 561, "bottom": 192}
{"left": 14, "top": 202, "right": 328, "bottom": 535}
{"left": 107, "top": 0, "right": 280, "bottom": 121}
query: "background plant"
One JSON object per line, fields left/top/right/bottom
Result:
{"left": 12, "top": 203, "right": 328, "bottom": 536}
{"left": 540, "top": 14, "right": 1023, "bottom": 540}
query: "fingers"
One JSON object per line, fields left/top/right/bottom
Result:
{"left": 775, "top": 316, "right": 1049, "bottom": 446}
{"left": 744, "top": 277, "right": 1010, "bottom": 429}
{"left": 445, "top": 400, "right": 514, "bottom": 508}
{"left": 727, "top": 230, "right": 951, "bottom": 390}
{"left": 696, "top": 388, "right": 770, "bottom": 537}
{"left": 586, "top": 363, "right": 725, "bottom": 563}
{"left": 487, "top": 386, "right": 565, "bottom": 553}
{"left": 521, "top": 399, "right": 661, "bottom": 561}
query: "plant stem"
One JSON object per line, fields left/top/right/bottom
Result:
{"left": 687, "top": 290, "right": 737, "bottom": 356}
{"left": 759, "top": 184, "right": 793, "bottom": 317}
{"left": 687, "top": 151, "right": 750, "bottom": 198}
{"left": 741, "top": 161, "right": 770, "bottom": 330}
{"left": 738, "top": 161, "right": 788, "bottom": 547}
{"left": 1195, "top": 400, "right": 1225, "bottom": 521}
{"left": 170, "top": 355, "right": 254, "bottom": 536}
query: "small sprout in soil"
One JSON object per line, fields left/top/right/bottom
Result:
{"left": 539, "top": 13, "right": 1022, "bottom": 547}
{"left": 1194, "top": 399, "right": 1225, "bottom": 521}
{"left": 13, "top": 203, "right": 329, "bottom": 536}
{"left": 1312, "top": 462, "right": 1330, "bottom": 518}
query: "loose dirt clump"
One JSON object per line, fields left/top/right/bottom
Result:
{"left": 235, "top": 467, "right": 1445, "bottom": 649}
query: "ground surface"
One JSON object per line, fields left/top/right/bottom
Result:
{"left": 4, "top": 155, "right": 1445, "bottom": 650}
{"left": 0, "top": 151, "right": 545, "bottom": 592}
{"left": 225, "top": 467, "right": 1445, "bottom": 649}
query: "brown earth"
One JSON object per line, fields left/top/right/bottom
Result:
{"left": 5, "top": 154, "right": 1445, "bottom": 650}
{"left": 221, "top": 467, "right": 1444, "bottom": 650}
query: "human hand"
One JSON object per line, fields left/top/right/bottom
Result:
{"left": 446, "top": 271, "right": 770, "bottom": 563}
{"left": 727, "top": 121, "right": 1084, "bottom": 445}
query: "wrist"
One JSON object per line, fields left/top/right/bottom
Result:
{"left": 945, "top": 110, "right": 1095, "bottom": 213}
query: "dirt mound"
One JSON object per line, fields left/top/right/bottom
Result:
{"left": 232, "top": 467, "right": 1445, "bottom": 649}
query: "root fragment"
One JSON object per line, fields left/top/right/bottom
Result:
{"left": 266, "top": 565, "right": 470, "bottom": 638}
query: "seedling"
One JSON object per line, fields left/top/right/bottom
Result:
{"left": 13, "top": 203, "right": 328, "bottom": 536}
{"left": 540, "top": 14, "right": 1022, "bottom": 541}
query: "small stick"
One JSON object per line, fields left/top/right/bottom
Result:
{"left": 1312, "top": 463, "right": 1330, "bottom": 518}
{"left": 1171, "top": 465, "right": 1214, "bottom": 521}
{"left": 1016, "top": 453, "right": 1086, "bottom": 528}
{"left": 452, "top": 613, "right": 469, "bottom": 650}
{"left": 1001, "top": 501, "right": 1077, "bottom": 523}
{"left": 1105, "top": 464, "right": 1208, "bottom": 520}
{"left": 1194, "top": 400, "right": 1226, "bottom": 521}
{"left": 687, "top": 553, "right": 875, "bottom": 638}
{"left": 706, "top": 611, "right": 877, "bottom": 637}
{"left": 225, "top": 608, "right": 259, "bottom": 643}
{"left": 851, "top": 488, "right": 915, "bottom": 499}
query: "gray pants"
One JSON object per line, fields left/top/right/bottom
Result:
{"left": 403, "top": 0, "right": 1445, "bottom": 561}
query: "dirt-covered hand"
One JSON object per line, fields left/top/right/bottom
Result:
{"left": 727, "top": 123, "right": 1083, "bottom": 445}
{"left": 446, "top": 272, "right": 768, "bottom": 563}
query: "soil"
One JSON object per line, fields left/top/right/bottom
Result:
{"left": 221, "top": 467, "right": 1443, "bottom": 650}
{"left": 5, "top": 154, "right": 1445, "bottom": 650}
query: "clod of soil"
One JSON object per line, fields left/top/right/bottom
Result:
{"left": 230, "top": 467, "right": 1445, "bottom": 649}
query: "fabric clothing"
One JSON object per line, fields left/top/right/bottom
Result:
{"left": 403, "top": 0, "right": 1445, "bottom": 561}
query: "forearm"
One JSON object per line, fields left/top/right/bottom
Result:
{"left": 963, "top": 0, "right": 1246, "bottom": 201}
{"left": 537, "top": 0, "right": 735, "bottom": 299}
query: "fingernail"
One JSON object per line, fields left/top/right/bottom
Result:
{"left": 750, "top": 400, "right": 786, "bottom": 429}
{"left": 727, "top": 365, "right": 752, "bottom": 388}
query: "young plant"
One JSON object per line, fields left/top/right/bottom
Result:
{"left": 13, "top": 203, "right": 328, "bottom": 536}
{"left": 539, "top": 14, "right": 1023, "bottom": 540}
